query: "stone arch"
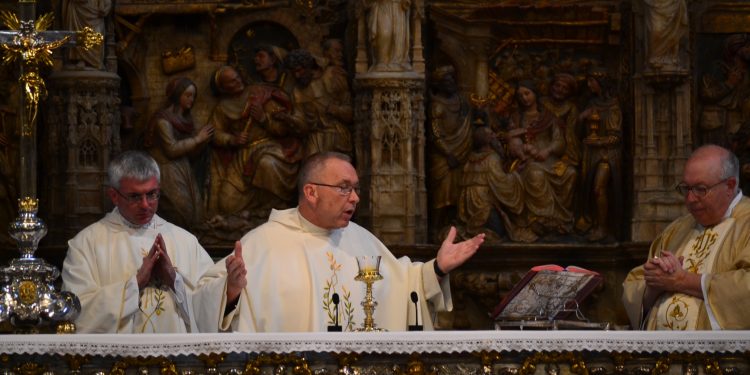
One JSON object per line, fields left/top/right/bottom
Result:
{"left": 78, "top": 137, "right": 100, "bottom": 169}
{"left": 211, "top": 8, "right": 327, "bottom": 63}
{"left": 226, "top": 20, "right": 299, "bottom": 84}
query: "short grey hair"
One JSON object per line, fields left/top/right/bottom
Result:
{"left": 297, "top": 152, "right": 351, "bottom": 199}
{"left": 107, "top": 150, "right": 160, "bottom": 189}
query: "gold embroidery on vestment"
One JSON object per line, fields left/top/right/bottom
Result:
{"left": 322, "top": 251, "right": 355, "bottom": 331}
{"left": 687, "top": 230, "right": 718, "bottom": 273}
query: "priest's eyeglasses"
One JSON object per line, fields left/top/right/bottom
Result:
{"left": 675, "top": 179, "right": 728, "bottom": 197}
{"left": 114, "top": 188, "right": 161, "bottom": 204}
{"left": 309, "top": 182, "right": 361, "bottom": 196}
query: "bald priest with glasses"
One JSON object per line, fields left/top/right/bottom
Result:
{"left": 195, "top": 152, "right": 485, "bottom": 332}
{"left": 62, "top": 151, "right": 247, "bottom": 333}
{"left": 623, "top": 144, "right": 750, "bottom": 330}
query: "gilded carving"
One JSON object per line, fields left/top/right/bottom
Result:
{"left": 244, "top": 353, "right": 312, "bottom": 375}
{"left": 161, "top": 45, "right": 196, "bottom": 74}
{"left": 393, "top": 354, "right": 435, "bottom": 375}
{"left": 111, "top": 357, "right": 179, "bottom": 375}
{"left": 518, "top": 352, "right": 589, "bottom": 375}
{"left": 14, "top": 362, "right": 47, "bottom": 375}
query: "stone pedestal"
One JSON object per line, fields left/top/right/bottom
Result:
{"left": 354, "top": 72, "right": 427, "bottom": 245}
{"left": 43, "top": 70, "right": 121, "bottom": 242}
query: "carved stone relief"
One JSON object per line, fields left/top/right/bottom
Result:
{"left": 43, "top": 71, "right": 122, "bottom": 242}
{"left": 428, "top": 2, "right": 628, "bottom": 244}
{"left": 5, "top": 0, "right": 745, "bottom": 254}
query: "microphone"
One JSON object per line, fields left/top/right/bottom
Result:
{"left": 328, "top": 292, "right": 342, "bottom": 332}
{"left": 408, "top": 291, "right": 423, "bottom": 331}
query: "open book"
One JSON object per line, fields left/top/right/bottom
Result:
{"left": 490, "top": 264, "right": 603, "bottom": 321}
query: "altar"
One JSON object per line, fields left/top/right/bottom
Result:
{"left": 1, "top": 331, "right": 749, "bottom": 375}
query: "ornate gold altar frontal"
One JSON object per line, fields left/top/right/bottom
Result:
{"left": 0, "top": 332, "right": 748, "bottom": 375}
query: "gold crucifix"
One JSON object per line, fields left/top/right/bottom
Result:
{"left": 0, "top": 0, "right": 101, "bottom": 201}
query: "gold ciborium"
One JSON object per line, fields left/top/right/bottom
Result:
{"left": 354, "top": 255, "right": 385, "bottom": 332}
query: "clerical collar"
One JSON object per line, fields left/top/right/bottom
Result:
{"left": 697, "top": 190, "right": 743, "bottom": 230}
{"left": 296, "top": 208, "right": 332, "bottom": 235}
{"left": 113, "top": 207, "right": 155, "bottom": 230}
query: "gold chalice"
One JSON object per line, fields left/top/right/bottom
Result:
{"left": 354, "top": 255, "right": 385, "bottom": 332}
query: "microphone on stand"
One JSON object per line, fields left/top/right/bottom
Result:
{"left": 328, "top": 292, "right": 342, "bottom": 332}
{"left": 408, "top": 291, "right": 423, "bottom": 331}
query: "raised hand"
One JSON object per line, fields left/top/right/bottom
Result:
{"left": 225, "top": 241, "right": 247, "bottom": 303}
{"left": 435, "top": 226, "right": 485, "bottom": 275}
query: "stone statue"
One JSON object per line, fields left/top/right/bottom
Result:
{"left": 427, "top": 66, "right": 473, "bottom": 241}
{"left": 456, "top": 126, "right": 536, "bottom": 243}
{"left": 698, "top": 33, "right": 750, "bottom": 147}
{"left": 366, "top": 0, "right": 412, "bottom": 72}
{"left": 143, "top": 77, "right": 214, "bottom": 229}
{"left": 506, "top": 80, "right": 577, "bottom": 237}
{"left": 62, "top": 0, "right": 113, "bottom": 70}
{"left": 541, "top": 73, "right": 581, "bottom": 168}
{"left": 575, "top": 68, "right": 623, "bottom": 242}
{"left": 206, "top": 65, "right": 303, "bottom": 226}
{"left": 644, "top": 0, "right": 688, "bottom": 71}
{"left": 277, "top": 49, "right": 353, "bottom": 157}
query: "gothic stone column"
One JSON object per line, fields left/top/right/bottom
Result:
{"left": 354, "top": 72, "right": 427, "bottom": 245}
{"left": 44, "top": 70, "right": 121, "bottom": 242}
{"left": 630, "top": 0, "right": 692, "bottom": 242}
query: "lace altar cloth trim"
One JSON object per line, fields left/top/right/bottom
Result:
{"left": 1, "top": 331, "right": 748, "bottom": 357}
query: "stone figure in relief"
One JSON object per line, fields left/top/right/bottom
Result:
{"left": 144, "top": 77, "right": 214, "bottom": 229}
{"left": 277, "top": 49, "right": 353, "bottom": 157}
{"left": 62, "top": 0, "right": 112, "bottom": 70}
{"left": 206, "top": 66, "right": 303, "bottom": 227}
{"left": 321, "top": 38, "right": 351, "bottom": 102}
{"left": 505, "top": 80, "right": 577, "bottom": 237}
{"left": 644, "top": 0, "right": 688, "bottom": 71}
{"left": 456, "top": 126, "right": 535, "bottom": 243}
{"left": 322, "top": 39, "right": 346, "bottom": 71}
{"left": 575, "top": 68, "right": 623, "bottom": 242}
{"left": 251, "top": 45, "right": 294, "bottom": 94}
{"left": 427, "top": 66, "right": 472, "bottom": 241}
{"left": 699, "top": 34, "right": 750, "bottom": 147}
{"left": 366, "top": 0, "right": 412, "bottom": 72}
{"left": 541, "top": 73, "right": 581, "bottom": 168}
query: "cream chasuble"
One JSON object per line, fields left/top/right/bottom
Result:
{"left": 194, "top": 208, "right": 451, "bottom": 333}
{"left": 62, "top": 209, "right": 215, "bottom": 333}
{"left": 652, "top": 221, "right": 728, "bottom": 330}
{"left": 623, "top": 195, "right": 750, "bottom": 330}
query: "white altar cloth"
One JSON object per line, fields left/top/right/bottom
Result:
{"left": 0, "top": 331, "right": 749, "bottom": 357}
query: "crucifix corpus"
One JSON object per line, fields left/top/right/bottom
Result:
{"left": 0, "top": 0, "right": 101, "bottom": 333}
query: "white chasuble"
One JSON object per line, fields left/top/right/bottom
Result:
{"left": 194, "top": 208, "right": 451, "bottom": 333}
{"left": 653, "top": 220, "right": 731, "bottom": 330}
{"left": 62, "top": 209, "right": 215, "bottom": 333}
